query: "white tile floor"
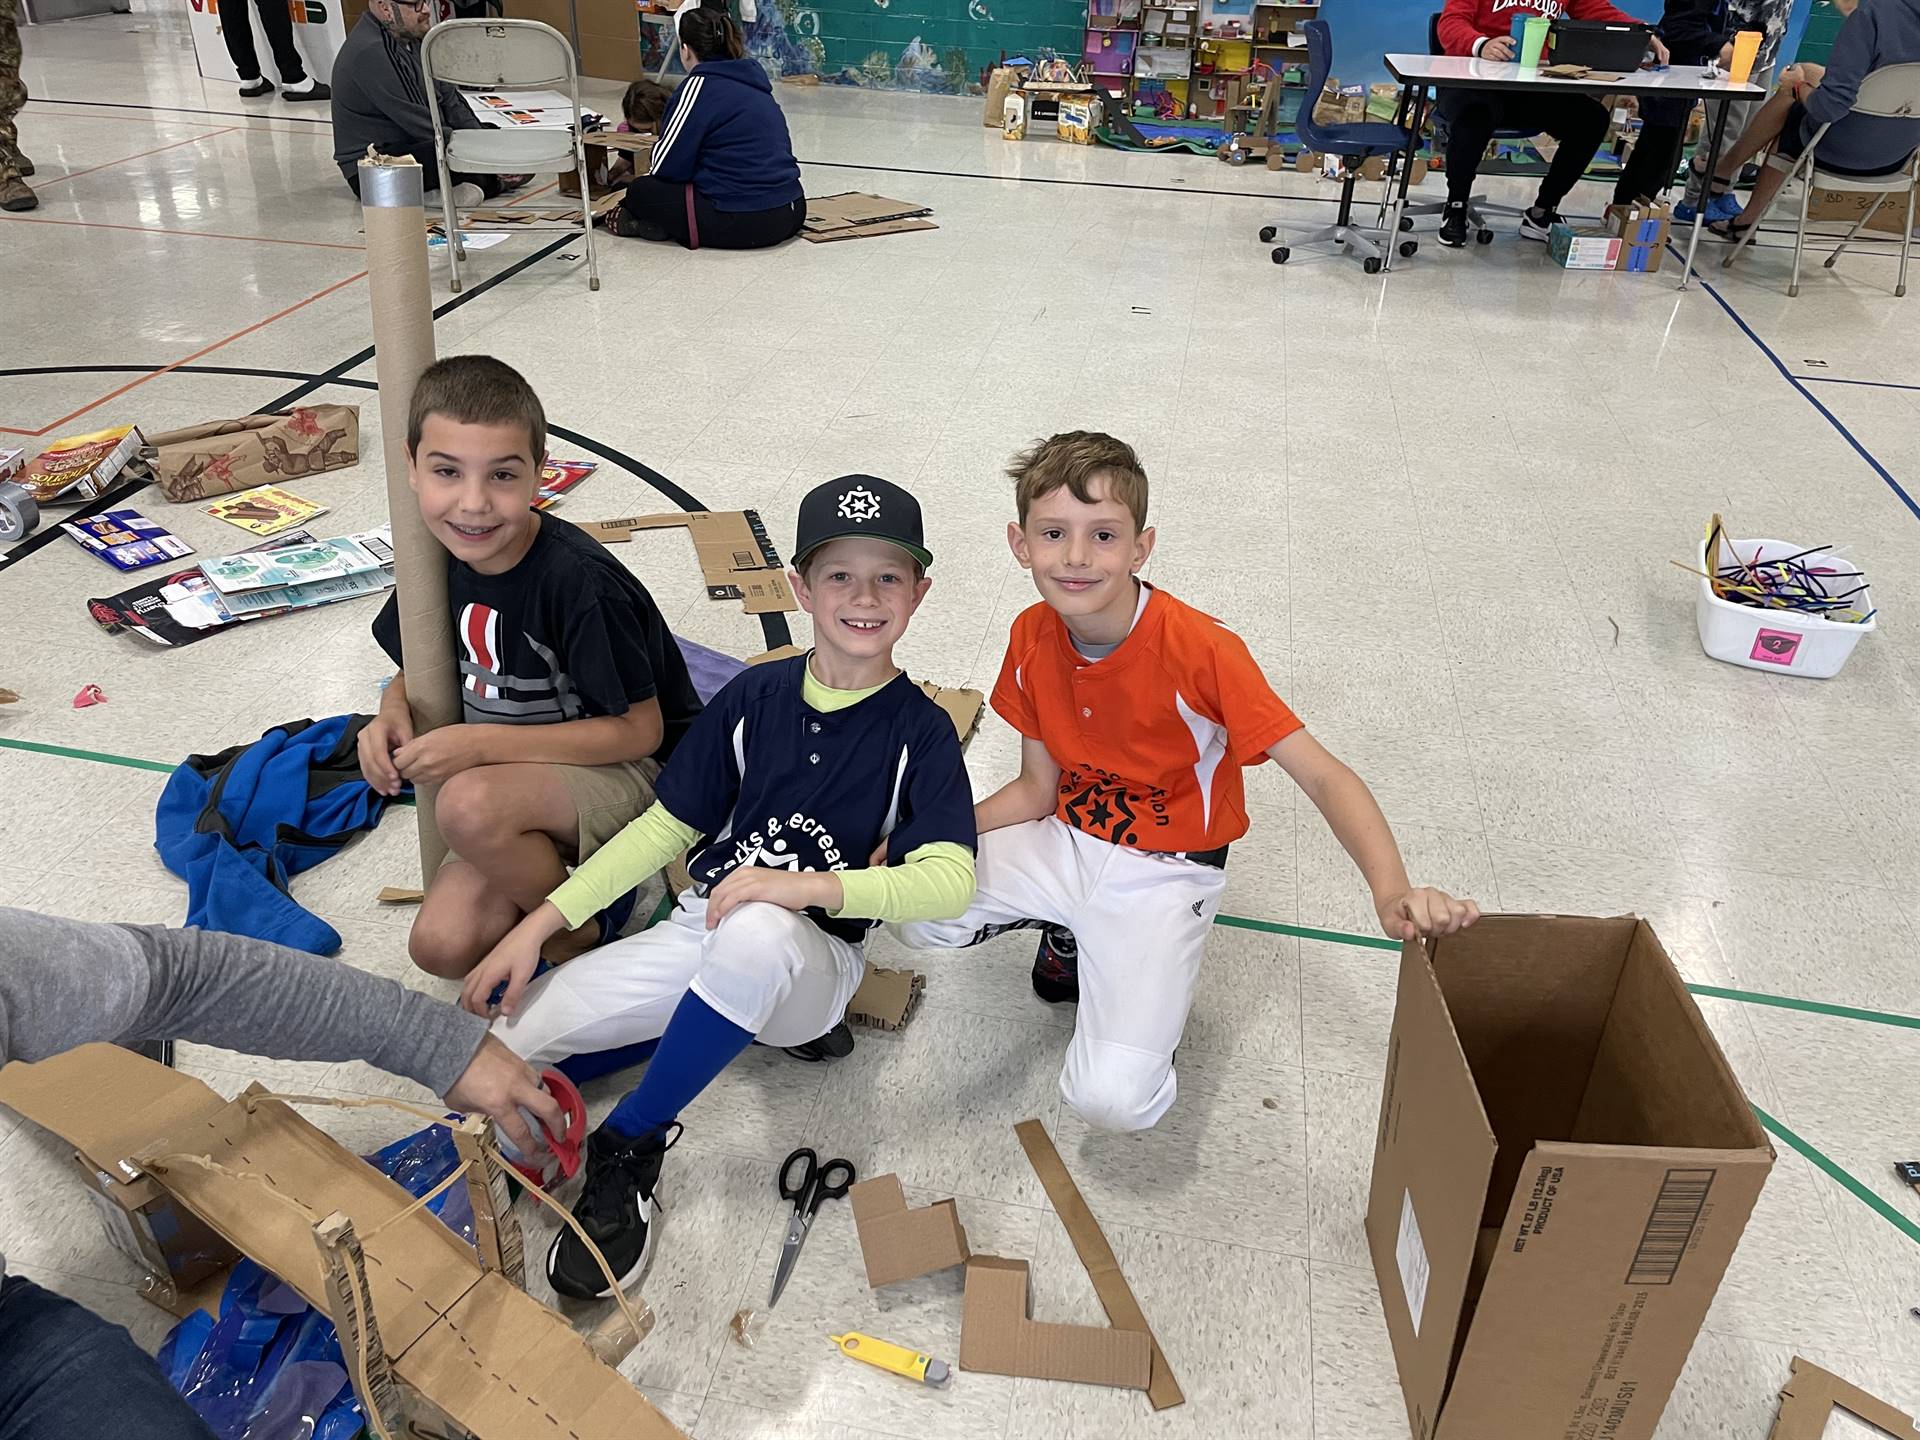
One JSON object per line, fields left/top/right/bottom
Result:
{"left": 5, "top": 5, "right": 1920, "bottom": 1437}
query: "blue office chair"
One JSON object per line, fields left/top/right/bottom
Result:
{"left": 1263, "top": 19, "right": 1419, "bottom": 271}
{"left": 1399, "top": 11, "right": 1531, "bottom": 243}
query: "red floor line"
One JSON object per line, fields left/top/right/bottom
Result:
{"left": 31, "top": 127, "right": 240, "bottom": 189}
{"left": 0, "top": 214, "right": 364, "bottom": 251}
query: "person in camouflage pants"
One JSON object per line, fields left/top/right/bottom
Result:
{"left": 1, "top": 0, "right": 35, "bottom": 212}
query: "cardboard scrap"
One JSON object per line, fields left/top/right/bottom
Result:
{"left": 844, "top": 965, "right": 925, "bottom": 1033}
{"left": 803, "top": 192, "right": 937, "bottom": 244}
{"left": 1014, "top": 1118, "right": 1183, "bottom": 1409}
{"left": 0, "top": 688, "right": 16, "bottom": 703}
{"left": 585, "top": 511, "right": 796, "bottom": 615}
{"left": 1770, "top": 1356, "right": 1919, "bottom": 1439}
{"left": 427, "top": 192, "right": 621, "bottom": 232}
{"left": 377, "top": 886, "right": 426, "bottom": 906}
{"left": 849, "top": 1173, "right": 970, "bottom": 1287}
{"left": 0, "top": 1046, "right": 686, "bottom": 1440}
{"left": 959, "top": 1255, "right": 1151, "bottom": 1388}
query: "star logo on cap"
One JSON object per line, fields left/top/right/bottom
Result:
{"left": 837, "top": 487, "right": 881, "bottom": 523}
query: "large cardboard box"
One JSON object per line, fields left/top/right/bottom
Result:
{"left": 1807, "top": 185, "right": 1918, "bottom": 237}
{"left": 1366, "top": 916, "right": 1772, "bottom": 1440}
{"left": 1605, "top": 199, "right": 1672, "bottom": 273}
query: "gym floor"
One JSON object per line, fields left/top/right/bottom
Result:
{"left": 4, "top": 6, "right": 1920, "bottom": 1436}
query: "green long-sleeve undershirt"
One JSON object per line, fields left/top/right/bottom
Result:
{"left": 549, "top": 666, "right": 975, "bottom": 931}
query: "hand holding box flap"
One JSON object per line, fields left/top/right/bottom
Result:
{"left": 849, "top": 1174, "right": 970, "bottom": 1287}
{"left": 958, "top": 1256, "right": 1151, "bottom": 1389}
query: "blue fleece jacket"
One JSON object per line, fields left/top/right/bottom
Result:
{"left": 1801, "top": 0, "right": 1920, "bottom": 173}
{"left": 650, "top": 58, "right": 804, "bottom": 212}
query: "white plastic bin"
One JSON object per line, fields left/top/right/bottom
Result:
{"left": 1695, "top": 535, "right": 1875, "bottom": 679}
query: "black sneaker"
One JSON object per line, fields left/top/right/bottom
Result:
{"left": 1031, "top": 925, "right": 1080, "bottom": 1005}
{"left": 238, "top": 78, "right": 274, "bottom": 98}
{"left": 1437, "top": 200, "right": 1469, "bottom": 248}
{"left": 1518, "top": 205, "right": 1562, "bottom": 242}
{"left": 783, "top": 1021, "right": 855, "bottom": 1063}
{"left": 547, "top": 1121, "right": 679, "bottom": 1301}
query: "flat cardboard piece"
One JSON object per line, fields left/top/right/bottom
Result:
{"left": 143, "top": 407, "right": 360, "bottom": 503}
{"left": 848, "top": 1173, "right": 970, "bottom": 1287}
{"left": 1014, "top": 1118, "right": 1183, "bottom": 1410}
{"left": 804, "top": 217, "right": 938, "bottom": 244}
{"left": 1770, "top": 1356, "right": 1920, "bottom": 1439}
{"left": 802, "top": 192, "right": 937, "bottom": 244}
{"left": 1364, "top": 916, "right": 1774, "bottom": 1440}
{"left": 427, "top": 192, "right": 622, "bottom": 232}
{"left": 958, "top": 1256, "right": 1150, "bottom": 1389}
{"left": 585, "top": 510, "right": 795, "bottom": 614}
{"left": 377, "top": 886, "right": 426, "bottom": 905}
{"left": 845, "top": 965, "right": 925, "bottom": 1032}
{"left": 0, "top": 1046, "right": 686, "bottom": 1440}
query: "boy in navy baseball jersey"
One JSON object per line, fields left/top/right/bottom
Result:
{"left": 465, "top": 474, "right": 976, "bottom": 1300}
{"left": 901, "top": 432, "right": 1479, "bottom": 1133}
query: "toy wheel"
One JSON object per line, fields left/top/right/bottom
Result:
{"left": 1259, "top": 225, "right": 1277, "bottom": 242}
{"left": 0, "top": 484, "right": 39, "bottom": 543}
{"left": 1229, "top": 149, "right": 1247, "bottom": 166}
{"left": 1398, "top": 215, "right": 1414, "bottom": 231}
{"left": 1363, "top": 256, "right": 1383, "bottom": 274}
{"left": 1399, "top": 240, "right": 1418, "bottom": 258}
{"left": 1271, "top": 246, "right": 1289, "bottom": 264}
{"left": 1476, "top": 229, "right": 1494, "bottom": 245}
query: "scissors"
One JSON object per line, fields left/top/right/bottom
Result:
{"left": 769, "top": 1146, "right": 856, "bottom": 1307}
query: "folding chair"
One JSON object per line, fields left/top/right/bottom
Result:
{"left": 1722, "top": 62, "right": 1920, "bottom": 298}
{"left": 421, "top": 18, "right": 600, "bottom": 293}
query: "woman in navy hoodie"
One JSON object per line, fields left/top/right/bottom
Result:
{"left": 609, "top": 4, "right": 806, "bottom": 248}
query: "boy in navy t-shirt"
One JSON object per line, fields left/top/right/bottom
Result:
{"left": 464, "top": 474, "right": 976, "bottom": 1300}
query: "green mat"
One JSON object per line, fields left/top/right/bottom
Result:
{"left": 1094, "top": 126, "right": 1222, "bottom": 154}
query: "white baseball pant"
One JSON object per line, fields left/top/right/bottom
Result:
{"left": 897, "top": 817, "right": 1224, "bottom": 1132}
{"left": 492, "top": 894, "right": 866, "bottom": 1064}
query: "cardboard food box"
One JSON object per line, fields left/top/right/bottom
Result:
{"left": 14, "top": 424, "right": 144, "bottom": 504}
{"left": 144, "top": 406, "right": 361, "bottom": 503}
{"left": 1548, "top": 222, "right": 1623, "bottom": 269}
{"left": 559, "top": 130, "right": 655, "bottom": 198}
{"left": 1004, "top": 91, "right": 1029, "bottom": 140}
{"left": 1058, "top": 92, "right": 1101, "bottom": 144}
{"left": 1606, "top": 198, "right": 1671, "bottom": 273}
{"left": 1365, "top": 916, "right": 1773, "bottom": 1440}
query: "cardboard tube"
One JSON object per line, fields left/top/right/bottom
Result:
{"left": 360, "top": 154, "right": 458, "bottom": 884}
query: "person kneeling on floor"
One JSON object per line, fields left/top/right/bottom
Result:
{"left": 607, "top": 0, "right": 807, "bottom": 248}
{"left": 462, "top": 474, "right": 976, "bottom": 1301}
{"left": 1434, "top": 0, "right": 1670, "bottom": 248}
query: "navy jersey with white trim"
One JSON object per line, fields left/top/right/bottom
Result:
{"left": 656, "top": 657, "right": 976, "bottom": 944}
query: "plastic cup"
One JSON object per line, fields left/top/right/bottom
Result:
{"left": 1728, "top": 28, "right": 1762, "bottom": 85}
{"left": 1519, "top": 15, "right": 1549, "bottom": 69}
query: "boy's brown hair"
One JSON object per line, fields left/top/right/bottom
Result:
{"left": 1006, "top": 431, "right": 1149, "bottom": 531}
{"left": 621, "top": 77, "right": 672, "bottom": 130}
{"left": 406, "top": 355, "right": 546, "bottom": 465}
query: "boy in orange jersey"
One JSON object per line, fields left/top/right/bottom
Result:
{"left": 899, "top": 432, "right": 1480, "bottom": 1131}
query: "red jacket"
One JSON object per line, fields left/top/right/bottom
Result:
{"left": 1437, "top": 0, "right": 1640, "bottom": 57}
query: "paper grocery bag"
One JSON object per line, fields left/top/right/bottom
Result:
{"left": 144, "top": 405, "right": 361, "bottom": 502}
{"left": 984, "top": 66, "right": 1022, "bottom": 127}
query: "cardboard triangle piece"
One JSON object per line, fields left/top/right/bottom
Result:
{"left": 849, "top": 1174, "right": 969, "bottom": 1287}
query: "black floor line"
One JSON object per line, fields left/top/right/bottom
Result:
{"left": 26, "top": 97, "right": 335, "bottom": 125}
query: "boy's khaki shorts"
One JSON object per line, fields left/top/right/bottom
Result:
{"left": 559, "top": 757, "right": 661, "bottom": 860}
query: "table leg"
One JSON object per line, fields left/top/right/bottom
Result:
{"left": 1678, "top": 96, "right": 1733, "bottom": 291}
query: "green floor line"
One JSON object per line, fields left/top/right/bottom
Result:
{"left": 1753, "top": 1104, "right": 1920, "bottom": 1248}
{"left": 0, "top": 736, "right": 175, "bottom": 774}
{"left": 1688, "top": 984, "right": 1920, "bottom": 1031}
{"left": 1214, "top": 912, "right": 1402, "bottom": 950}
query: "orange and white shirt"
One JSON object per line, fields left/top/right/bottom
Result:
{"left": 991, "top": 584, "right": 1303, "bottom": 854}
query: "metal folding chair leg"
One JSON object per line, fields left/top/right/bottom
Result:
{"left": 1825, "top": 194, "right": 1887, "bottom": 268}
{"left": 1790, "top": 160, "right": 1815, "bottom": 297}
{"left": 435, "top": 149, "right": 465, "bottom": 294}
{"left": 1899, "top": 181, "right": 1916, "bottom": 297}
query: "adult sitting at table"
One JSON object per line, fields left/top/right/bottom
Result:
{"left": 1434, "top": 0, "right": 1670, "bottom": 248}
{"left": 1704, "top": 0, "right": 1920, "bottom": 242}
{"left": 605, "top": 1, "right": 805, "bottom": 248}
{"left": 329, "top": 0, "right": 529, "bottom": 201}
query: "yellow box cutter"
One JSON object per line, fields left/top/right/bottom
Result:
{"left": 829, "top": 1332, "right": 950, "bottom": 1387}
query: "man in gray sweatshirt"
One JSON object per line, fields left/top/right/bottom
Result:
{"left": 0, "top": 906, "right": 565, "bottom": 1440}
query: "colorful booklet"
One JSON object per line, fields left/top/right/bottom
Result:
{"left": 535, "top": 456, "right": 599, "bottom": 510}
{"left": 88, "top": 531, "right": 316, "bottom": 649}
{"left": 201, "top": 527, "right": 394, "bottom": 595}
{"left": 15, "top": 425, "right": 143, "bottom": 503}
{"left": 61, "top": 509, "right": 195, "bottom": 571}
{"left": 204, "top": 484, "right": 330, "bottom": 537}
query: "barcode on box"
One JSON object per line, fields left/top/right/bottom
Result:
{"left": 1625, "top": 1167, "right": 1714, "bottom": 1285}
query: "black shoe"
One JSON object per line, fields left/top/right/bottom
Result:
{"left": 238, "top": 77, "right": 274, "bottom": 98}
{"left": 283, "top": 80, "right": 331, "bottom": 102}
{"left": 783, "top": 1021, "right": 855, "bottom": 1063}
{"left": 1518, "top": 205, "right": 1563, "bottom": 242}
{"left": 1031, "top": 925, "right": 1080, "bottom": 1005}
{"left": 1437, "top": 200, "right": 1469, "bottom": 248}
{"left": 547, "top": 1121, "right": 678, "bottom": 1301}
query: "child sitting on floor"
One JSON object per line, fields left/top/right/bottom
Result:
{"left": 606, "top": 78, "right": 672, "bottom": 187}
{"left": 357, "top": 355, "right": 702, "bottom": 982}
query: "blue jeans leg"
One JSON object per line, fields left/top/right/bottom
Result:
{"left": 0, "top": 1276, "right": 215, "bottom": 1440}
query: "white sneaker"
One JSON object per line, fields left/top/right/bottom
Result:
{"left": 451, "top": 182, "right": 485, "bottom": 209}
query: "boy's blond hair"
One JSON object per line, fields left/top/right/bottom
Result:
{"left": 406, "top": 355, "right": 546, "bottom": 464}
{"left": 1007, "top": 431, "right": 1149, "bottom": 531}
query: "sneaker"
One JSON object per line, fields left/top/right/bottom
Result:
{"left": 1437, "top": 199, "right": 1469, "bottom": 248}
{"left": 450, "top": 181, "right": 485, "bottom": 209}
{"left": 1031, "top": 925, "right": 1080, "bottom": 1005}
{"left": 238, "top": 77, "right": 274, "bottom": 98}
{"left": 283, "top": 80, "right": 331, "bottom": 102}
{"left": 1518, "top": 206, "right": 1562, "bottom": 242}
{"left": 782, "top": 1021, "right": 856, "bottom": 1063}
{"left": 0, "top": 177, "right": 36, "bottom": 212}
{"left": 1, "top": 149, "right": 31, "bottom": 178}
{"left": 1705, "top": 191, "right": 1744, "bottom": 224}
{"left": 547, "top": 1121, "right": 679, "bottom": 1301}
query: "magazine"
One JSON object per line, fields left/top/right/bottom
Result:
{"left": 61, "top": 509, "right": 195, "bottom": 571}
{"left": 204, "top": 483, "right": 329, "bottom": 536}
{"left": 87, "top": 531, "right": 316, "bottom": 648}
{"left": 202, "top": 527, "right": 394, "bottom": 594}
{"left": 217, "top": 566, "right": 396, "bottom": 616}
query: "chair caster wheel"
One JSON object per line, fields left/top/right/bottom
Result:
{"left": 1363, "top": 256, "right": 1383, "bottom": 274}
{"left": 1476, "top": 229, "right": 1494, "bottom": 244}
{"left": 1271, "top": 246, "right": 1290, "bottom": 264}
{"left": 0, "top": 483, "right": 39, "bottom": 543}
{"left": 1399, "top": 215, "right": 1414, "bottom": 231}
{"left": 1259, "top": 225, "right": 1277, "bottom": 242}
{"left": 1399, "top": 240, "right": 1418, "bottom": 258}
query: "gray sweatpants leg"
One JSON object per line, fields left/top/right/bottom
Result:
{"left": 1681, "top": 61, "right": 1777, "bottom": 208}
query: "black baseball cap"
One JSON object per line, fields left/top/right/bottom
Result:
{"left": 792, "top": 474, "right": 932, "bottom": 571}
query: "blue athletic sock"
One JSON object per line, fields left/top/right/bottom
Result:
{"left": 604, "top": 992, "right": 753, "bottom": 1139}
{"left": 554, "top": 1038, "right": 660, "bottom": 1086}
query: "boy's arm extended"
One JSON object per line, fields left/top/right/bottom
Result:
{"left": 393, "top": 697, "right": 666, "bottom": 786}
{"left": 973, "top": 736, "right": 1061, "bottom": 835}
{"left": 1268, "top": 729, "right": 1479, "bottom": 941}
